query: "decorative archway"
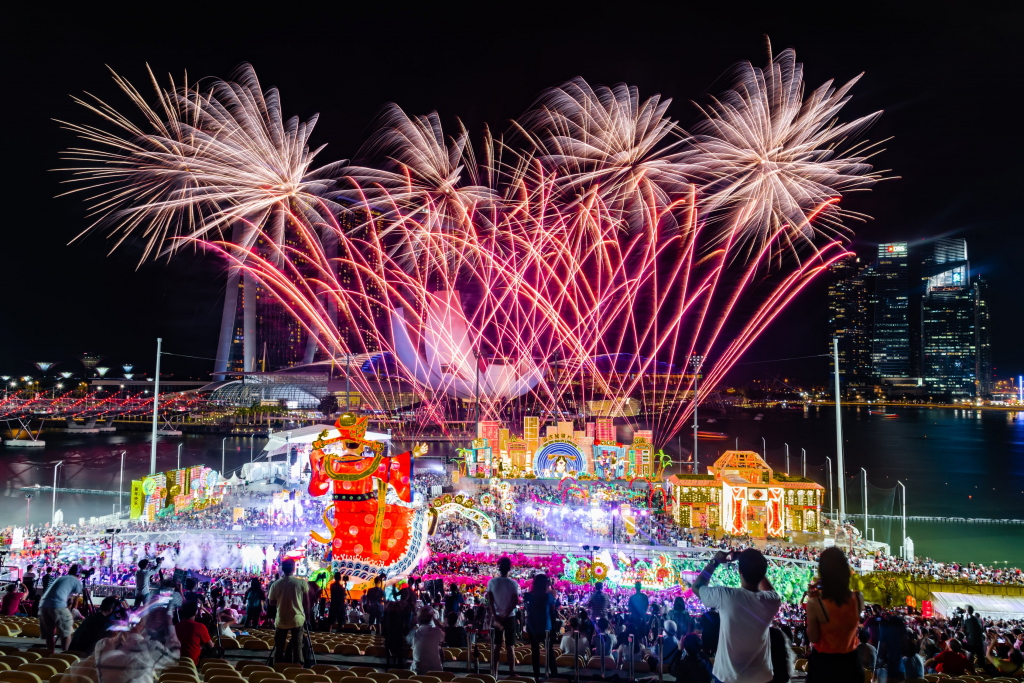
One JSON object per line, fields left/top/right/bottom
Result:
{"left": 427, "top": 494, "right": 495, "bottom": 539}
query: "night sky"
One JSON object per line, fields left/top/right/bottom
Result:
{"left": 2, "top": 4, "right": 1021, "bottom": 387}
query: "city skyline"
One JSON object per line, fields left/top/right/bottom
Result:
{"left": 1, "top": 5, "right": 1021, "bottom": 390}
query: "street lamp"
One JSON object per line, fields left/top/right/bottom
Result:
{"left": 52, "top": 461, "right": 63, "bottom": 527}
{"left": 826, "top": 456, "right": 833, "bottom": 519}
{"left": 222, "top": 437, "right": 227, "bottom": 475}
{"left": 178, "top": 443, "right": 183, "bottom": 470}
{"left": 897, "top": 480, "right": 907, "bottom": 559}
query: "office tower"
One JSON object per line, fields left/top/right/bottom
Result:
{"left": 871, "top": 243, "right": 911, "bottom": 378}
{"left": 973, "top": 277, "right": 993, "bottom": 398}
{"left": 828, "top": 256, "right": 875, "bottom": 392}
{"left": 921, "top": 238, "right": 975, "bottom": 399}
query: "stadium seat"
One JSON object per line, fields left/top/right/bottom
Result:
{"left": 48, "top": 675, "right": 92, "bottom": 683}
{"left": 0, "top": 626, "right": 21, "bottom": 638}
{"left": 0, "top": 672, "right": 44, "bottom": 683}
{"left": 209, "top": 676, "right": 246, "bottom": 683}
{"left": 17, "top": 669, "right": 54, "bottom": 683}
{"left": 0, "top": 662, "right": 27, "bottom": 672}
{"left": 0, "top": 650, "right": 20, "bottom": 658}
{"left": 34, "top": 662, "right": 68, "bottom": 675}
{"left": 586, "top": 657, "right": 614, "bottom": 671}
{"left": 243, "top": 640, "right": 272, "bottom": 651}
{"left": 324, "top": 673, "right": 353, "bottom": 683}
{"left": 281, "top": 669, "right": 306, "bottom": 681}
{"left": 366, "top": 674, "right": 396, "bottom": 683}
{"left": 18, "top": 625, "right": 42, "bottom": 639}
{"left": 249, "top": 673, "right": 285, "bottom": 683}
{"left": 346, "top": 669, "right": 377, "bottom": 678}
{"left": 423, "top": 674, "right": 456, "bottom": 682}
{"left": 334, "top": 645, "right": 361, "bottom": 656}
{"left": 308, "top": 667, "right": 338, "bottom": 676}
{"left": 294, "top": 676, "right": 331, "bottom": 683}
{"left": 45, "top": 659, "right": 77, "bottom": 668}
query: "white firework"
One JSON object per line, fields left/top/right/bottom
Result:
{"left": 57, "top": 63, "right": 345, "bottom": 262}
{"left": 685, "top": 47, "right": 884, "bottom": 259}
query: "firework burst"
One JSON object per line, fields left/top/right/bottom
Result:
{"left": 61, "top": 48, "right": 884, "bottom": 446}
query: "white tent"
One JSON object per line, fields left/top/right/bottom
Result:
{"left": 931, "top": 592, "right": 1024, "bottom": 620}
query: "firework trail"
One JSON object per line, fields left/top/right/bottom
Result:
{"left": 61, "top": 48, "right": 883, "bottom": 446}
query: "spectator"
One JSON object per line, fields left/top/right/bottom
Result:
{"left": 39, "top": 564, "right": 82, "bottom": 651}
{"left": 443, "top": 611, "right": 467, "bottom": 647}
{"left": 524, "top": 573, "right": 559, "bottom": 681}
{"left": 363, "top": 575, "right": 385, "bottom": 633}
{"left": 662, "top": 620, "right": 681, "bottom": 671}
{"left": 692, "top": 549, "right": 782, "bottom": 683}
{"left": 383, "top": 587, "right": 415, "bottom": 670}
{"left": 486, "top": 556, "right": 520, "bottom": 677}
{"left": 347, "top": 600, "right": 364, "bottom": 625}
{"left": 327, "top": 573, "right": 346, "bottom": 631}
{"left": 628, "top": 581, "right": 649, "bottom": 631}
{"left": 856, "top": 629, "right": 876, "bottom": 672}
{"left": 594, "top": 617, "right": 616, "bottom": 662}
{"left": 768, "top": 626, "right": 795, "bottom": 683}
{"left": 985, "top": 633, "right": 1024, "bottom": 677}
{"left": 925, "top": 637, "right": 972, "bottom": 676}
{"left": 217, "top": 608, "right": 239, "bottom": 639}
{"left": 875, "top": 613, "right": 908, "bottom": 681}
{"left": 69, "top": 596, "right": 119, "bottom": 654}
{"left": 135, "top": 559, "right": 157, "bottom": 607}
{"left": 41, "top": 566, "right": 54, "bottom": 593}
{"left": 672, "top": 633, "right": 714, "bottom": 683}
{"left": 805, "top": 547, "right": 865, "bottom": 682}
{"left": 902, "top": 634, "right": 924, "bottom": 680}
{"left": 962, "top": 605, "right": 983, "bottom": 666}
{"left": 668, "top": 595, "right": 694, "bottom": 636}
{"left": 23, "top": 565, "right": 37, "bottom": 600}
{"left": 560, "top": 616, "right": 591, "bottom": 658}
{"left": 588, "top": 581, "right": 608, "bottom": 622}
{"left": 0, "top": 582, "right": 28, "bottom": 616}
{"left": 444, "top": 583, "right": 465, "bottom": 616}
{"left": 268, "top": 558, "right": 308, "bottom": 665}
{"left": 410, "top": 607, "right": 446, "bottom": 674}
{"left": 243, "top": 578, "right": 266, "bottom": 627}
{"left": 175, "top": 602, "right": 212, "bottom": 664}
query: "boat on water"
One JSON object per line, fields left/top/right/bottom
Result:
{"left": 696, "top": 430, "right": 729, "bottom": 440}
{"left": 754, "top": 413, "right": 764, "bottom": 421}
{"left": 883, "top": 413, "right": 899, "bottom": 419}
{"left": 869, "top": 410, "right": 885, "bottom": 415}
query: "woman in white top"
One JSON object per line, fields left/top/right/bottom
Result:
{"left": 560, "top": 617, "right": 591, "bottom": 659}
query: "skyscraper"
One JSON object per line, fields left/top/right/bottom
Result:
{"left": 921, "top": 238, "right": 975, "bottom": 399}
{"left": 828, "top": 256, "right": 875, "bottom": 392}
{"left": 973, "top": 276, "right": 993, "bottom": 398}
{"left": 871, "top": 243, "right": 911, "bottom": 379}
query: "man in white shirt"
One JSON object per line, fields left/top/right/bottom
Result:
{"left": 692, "top": 549, "right": 781, "bottom": 683}
{"left": 486, "top": 556, "right": 520, "bottom": 677}
{"left": 409, "top": 607, "right": 446, "bottom": 674}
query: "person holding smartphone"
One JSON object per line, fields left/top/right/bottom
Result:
{"left": 692, "top": 549, "right": 781, "bottom": 683}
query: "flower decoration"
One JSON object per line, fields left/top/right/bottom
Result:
{"left": 592, "top": 561, "right": 609, "bottom": 580}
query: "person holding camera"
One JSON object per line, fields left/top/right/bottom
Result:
{"left": 692, "top": 549, "right": 781, "bottom": 683}
{"left": 134, "top": 558, "right": 161, "bottom": 607}
{"left": 803, "top": 547, "right": 865, "bottom": 682}
{"left": 39, "top": 564, "right": 83, "bottom": 651}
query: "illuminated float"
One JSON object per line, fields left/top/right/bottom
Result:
{"left": 308, "top": 413, "right": 427, "bottom": 581}
{"left": 668, "top": 450, "right": 824, "bottom": 538}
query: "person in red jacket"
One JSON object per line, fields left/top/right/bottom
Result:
{"left": 926, "top": 638, "right": 973, "bottom": 676}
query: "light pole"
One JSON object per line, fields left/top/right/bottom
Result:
{"left": 833, "top": 338, "right": 846, "bottom": 519}
{"left": 689, "top": 355, "right": 703, "bottom": 474}
{"left": 150, "top": 337, "right": 162, "bottom": 475}
{"left": 826, "top": 456, "right": 833, "bottom": 518}
{"left": 250, "top": 434, "right": 254, "bottom": 464}
{"left": 861, "top": 467, "right": 868, "bottom": 541}
{"left": 119, "top": 451, "right": 125, "bottom": 517}
{"left": 52, "top": 461, "right": 63, "bottom": 526}
{"left": 25, "top": 494, "right": 32, "bottom": 527}
{"left": 177, "top": 443, "right": 182, "bottom": 470}
{"left": 784, "top": 443, "right": 789, "bottom": 475}
{"left": 222, "top": 437, "right": 227, "bottom": 475}
{"left": 762, "top": 437, "right": 766, "bottom": 460}
{"left": 897, "top": 480, "right": 907, "bottom": 559}
{"left": 802, "top": 448, "right": 806, "bottom": 478}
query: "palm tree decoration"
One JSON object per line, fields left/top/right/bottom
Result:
{"left": 655, "top": 449, "right": 673, "bottom": 478}
{"left": 454, "top": 448, "right": 473, "bottom": 476}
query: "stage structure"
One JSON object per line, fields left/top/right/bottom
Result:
{"left": 130, "top": 465, "right": 225, "bottom": 521}
{"left": 667, "top": 451, "right": 824, "bottom": 538}
{"left": 462, "top": 416, "right": 659, "bottom": 480}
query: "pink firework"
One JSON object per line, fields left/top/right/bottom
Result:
{"left": 62, "top": 48, "right": 883, "bottom": 446}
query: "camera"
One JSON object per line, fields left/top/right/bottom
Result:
{"left": 80, "top": 567, "right": 96, "bottom": 579}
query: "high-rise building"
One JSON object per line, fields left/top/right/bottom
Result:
{"left": 973, "top": 277, "right": 993, "bottom": 398}
{"left": 828, "top": 256, "right": 875, "bottom": 392}
{"left": 921, "top": 239, "right": 975, "bottom": 399}
{"left": 871, "top": 243, "right": 911, "bottom": 378}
